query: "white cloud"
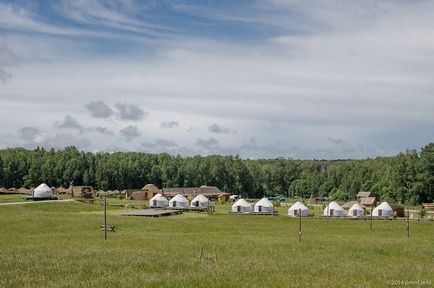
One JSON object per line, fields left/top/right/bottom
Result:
{"left": 0, "top": 1, "right": 433, "bottom": 158}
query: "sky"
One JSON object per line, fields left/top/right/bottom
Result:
{"left": 0, "top": 0, "right": 433, "bottom": 159}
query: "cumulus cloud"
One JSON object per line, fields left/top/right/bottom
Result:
{"left": 120, "top": 125, "right": 140, "bottom": 140}
{"left": 142, "top": 138, "right": 178, "bottom": 149}
{"left": 85, "top": 101, "right": 114, "bottom": 118}
{"left": 55, "top": 115, "right": 84, "bottom": 132}
{"left": 0, "top": 44, "right": 17, "bottom": 82}
{"left": 115, "top": 103, "right": 147, "bottom": 121}
{"left": 18, "top": 127, "right": 42, "bottom": 141}
{"left": 159, "top": 121, "right": 179, "bottom": 128}
{"left": 208, "top": 124, "right": 234, "bottom": 134}
{"left": 87, "top": 126, "right": 114, "bottom": 135}
{"left": 196, "top": 137, "right": 220, "bottom": 150}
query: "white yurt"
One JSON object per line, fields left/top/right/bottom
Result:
{"left": 288, "top": 201, "right": 309, "bottom": 217}
{"left": 169, "top": 194, "right": 189, "bottom": 208}
{"left": 254, "top": 198, "right": 274, "bottom": 213}
{"left": 149, "top": 193, "right": 169, "bottom": 207}
{"left": 372, "top": 202, "right": 393, "bottom": 218}
{"left": 32, "top": 183, "right": 53, "bottom": 198}
{"left": 348, "top": 203, "right": 365, "bottom": 218}
{"left": 231, "top": 198, "right": 252, "bottom": 213}
{"left": 323, "top": 201, "right": 344, "bottom": 216}
{"left": 190, "top": 194, "right": 209, "bottom": 208}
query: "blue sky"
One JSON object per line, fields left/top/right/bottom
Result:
{"left": 0, "top": 0, "right": 433, "bottom": 159}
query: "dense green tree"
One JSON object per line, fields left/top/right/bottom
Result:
{"left": 0, "top": 144, "right": 433, "bottom": 204}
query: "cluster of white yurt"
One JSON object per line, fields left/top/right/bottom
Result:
{"left": 324, "top": 201, "right": 344, "bottom": 217}
{"left": 254, "top": 198, "right": 274, "bottom": 213}
{"left": 169, "top": 194, "right": 189, "bottom": 208}
{"left": 288, "top": 201, "right": 309, "bottom": 217}
{"left": 372, "top": 202, "right": 393, "bottom": 218}
{"left": 231, "top": 199, "right": 253, "bottom": 213}
{"left": 191, "top": 194, "right": 209, "bottom": 208}
{"left": 32, "top": 183, "right": 54, "bottom": 198}
{"left": 348, "top": 203, "right": 365, "bottom": 218}
{"left": 149, "top": 193, "right": 169, "bottom": 207}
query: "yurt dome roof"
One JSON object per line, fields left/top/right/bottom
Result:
{"left": 327, "top": 201, "right": 344, "bottom": 210}
{"left": 232, "top": 198, "right": 251, "bottom": 208}
{"left": 289, "top": 201, "right": 308, "bottom": 211}
{"left": 192, "top": 194, "right": 209, "bottom": 203}
{"left": 376, "top": 202, "right": 393, "bottom": 211}
{"left": 349, "top": 203, "right": 364, "bottom": 211}
{"left": 255, "top": 198, "right": 273, "bottom": 207}
{"left": 33, "top": 183, "right": 53, "bottom": 198}
{"left": 170, "top": 194, "right": 189, "bottom": 202}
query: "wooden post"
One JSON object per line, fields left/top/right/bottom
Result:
{"left": 327, "top": 199, "right": 330, "bottom": 220}
{"left": 103, "top": 195, "right": 107, "bottom": 240}
{"left": 407, "top": 209, "right": 410, "bottom": 238}
{"left": 370, "top": 203, "right": 373, "bottom": 230}
{"left": 298, "top": 208, "right": 302, "bottom": 242}
{"left": 199, "top": 244, "right": 204, "bottom": 260}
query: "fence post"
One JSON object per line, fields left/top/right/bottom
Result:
{"left": 103, "top": 195, "right": 107, "bottom": 240}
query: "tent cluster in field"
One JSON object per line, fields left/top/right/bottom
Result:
{"left": 149, "top": 193, "right": 209, "bottom": 209}
{"left": 286, "top": 200, "right": 393, "bottom": 218}
{"left": 231, "top": 197, "right": 275, "bottom": 214}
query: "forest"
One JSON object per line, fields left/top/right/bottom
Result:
{"left": 0, "top": 143, "right": 432, "bottom": 205}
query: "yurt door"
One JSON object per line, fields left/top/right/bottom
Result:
{"left": 194, "top": 201, "right": 199, "bottom": 207}
{"left": 258, "top": 206, "right": 262, "bottom": 212}
{"left": 237, "top": 206, "right": 241, "bottom": 212}
{"left": 173, "top": 201, "right": 177, "bottom": 207}
{"left": 294, "top": 209, "right": 298, "bottom": 216}
{"left": 153, "top": 200, "right": 157, "bottom": 207}
{"left": 330, "top": 209, "right": 334, "bottom": 216}
{"left": 378, "top": 209, "right": 382, "bottom": 216}
{"left": 353, "top": 210, "right": 357, "bottom": 216}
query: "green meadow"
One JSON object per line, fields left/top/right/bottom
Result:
{"left": 0, "top": 198, "right": 433, "bottom": 288}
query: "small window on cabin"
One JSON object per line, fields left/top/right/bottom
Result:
{"left": 330, "top": 209, "right": 334, "bottom": 216}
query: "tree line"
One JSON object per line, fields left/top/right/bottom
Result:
{"left": 0, "top": 143, "right": 432, "bottom": 205}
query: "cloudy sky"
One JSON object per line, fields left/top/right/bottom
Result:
{"left": 0, "top": 0, "right": 433, "bottom": 159}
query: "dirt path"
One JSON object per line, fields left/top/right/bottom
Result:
{"left": 0, "top": 199, "right": 75, "bottom": 206}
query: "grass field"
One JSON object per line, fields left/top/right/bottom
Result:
{"left": 0, "top": 198, "right": 433, "bottom": 288}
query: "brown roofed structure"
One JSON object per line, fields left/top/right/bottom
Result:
{"left": 162, "top": 186, "right": 222, "bottom": 200}
{"left": 360, "top": 197, "right": 376, "bottom": 207}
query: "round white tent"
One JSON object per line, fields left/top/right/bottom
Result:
{"left": 288, "top": 201, "right": 309, "bottom": 217}
{"left": 348, "top": 203, "right": 365, "bottom": 218}
{"left": 231, "top": 199, "right": 252, "bottom": 213}
{"left": 149, "top": 193, "right": 168, "bottom": 207}
{"left": 372, "top": 202, "right": 393, "bottom": 218}
{"left": 254, "top": 198, "right": 274, "bottom": 213}
{"left": 324, "top": 201, "right": 344, "bottom": 216}
{"left": 190, "top": 194, "right": 209, "bottom": 208}
{"left": 33, "top": 183, "right": 53, "bottom": 198}
{"left": 169, "top": 194, "right": 189, "bottom": 208}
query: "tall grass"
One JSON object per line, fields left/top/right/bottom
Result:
{"left": 0, "top": 200, "right": 433, "bottom": 287}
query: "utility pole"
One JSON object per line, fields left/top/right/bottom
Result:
{"left": 407, "top": 209, "right": 410, "bottom": 238}
{"left": 103, "top": 195, "right": 107, "bottom": 240}
{"left": 298, "top": 208, "right": 302, "bottom": 242}
{"left": 370, "top": 203, "right": 373, "bottom": 230}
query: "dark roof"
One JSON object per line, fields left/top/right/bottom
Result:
{"left": 357, "top": 191, "right": 373, "bottom": 198}
{"left": 342, "top": 201, "right": 359, "bottom": 209}
{"left": 162, "top": 186, "right": 222, "bottom": 196}
{"left": 360, "top": 197, "right": 376, "bottom": 206}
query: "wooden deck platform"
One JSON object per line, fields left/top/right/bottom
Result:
{"left": 121, "top": 209, "right": 182, "bottom": 217}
